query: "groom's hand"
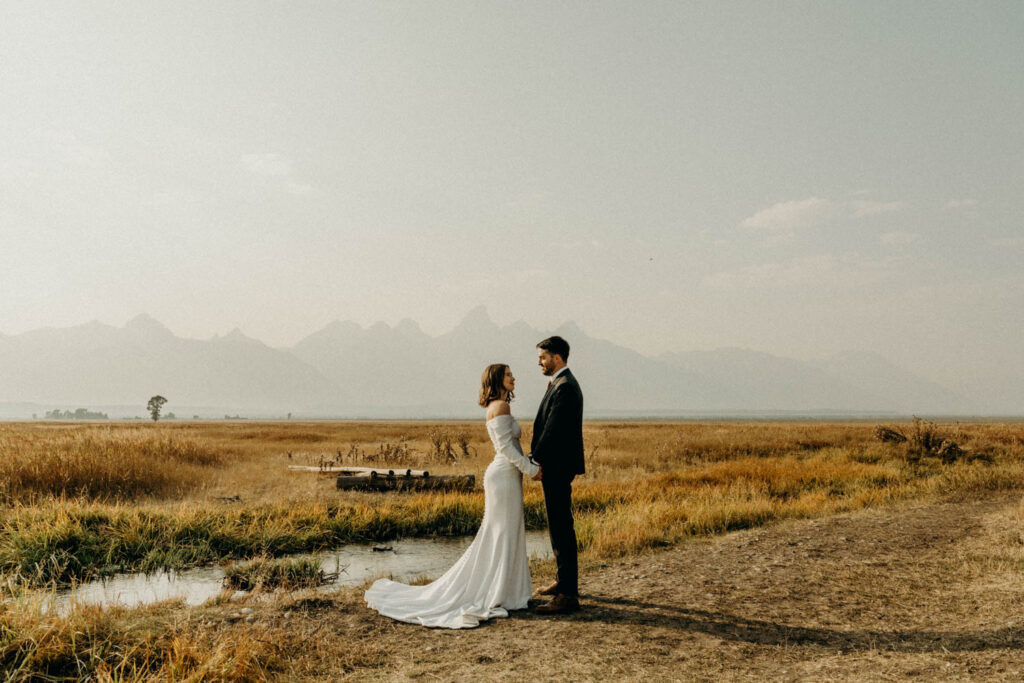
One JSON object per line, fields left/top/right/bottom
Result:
{"left": 532, "top": 467, "right": 543, "bottom": 481}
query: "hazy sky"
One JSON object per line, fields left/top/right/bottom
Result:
{"left": 2, "top": 2, "right": 1022, "bottom": 384}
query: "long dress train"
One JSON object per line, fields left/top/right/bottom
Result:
{"left": 364, "top": 414, "right": 539, "bottom": 629}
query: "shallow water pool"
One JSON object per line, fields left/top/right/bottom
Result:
{"left": 43, "top": 530, "right": 553, "bottom": 614}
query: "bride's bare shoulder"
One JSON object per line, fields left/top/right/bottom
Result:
{"left": 485, "top": 401, "right": 511, "bottom": 420}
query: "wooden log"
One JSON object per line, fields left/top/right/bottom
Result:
{"left": 336, "top": 474, "right": 475, "bottom": 492}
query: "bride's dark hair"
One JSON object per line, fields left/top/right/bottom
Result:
{"left": 478, "top": 363, "right": 513, "bottom": 407}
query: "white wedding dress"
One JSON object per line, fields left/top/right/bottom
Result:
{"left": 364, "top": 414, "right": 540, "bottom": 629}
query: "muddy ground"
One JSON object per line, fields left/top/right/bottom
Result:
{"left": 203, "top": 493, "right": 1024, "bottom": 681}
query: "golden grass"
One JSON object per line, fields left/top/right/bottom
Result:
{"left": 0, "top": 596, "right": 286, "bottom": 680}
{"left": 1, "top": 419, "right": 1024, "bottom": 679}
{"left": 0, "top": 425, "right": 225, "bottom": 504}
{"left": 1, "top": 420, "right": 1022, "bottom": 584}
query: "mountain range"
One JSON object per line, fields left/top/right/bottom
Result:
{"left": 0, "top": 308, "right": 1018, "bottom": 418}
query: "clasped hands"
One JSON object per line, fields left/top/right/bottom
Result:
{"left": 531, "top": 466, "right": 543, "bottom": 482}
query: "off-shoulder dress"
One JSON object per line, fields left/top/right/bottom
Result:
{"left": 364, "top": 414, "right": 539, "bottom": 629}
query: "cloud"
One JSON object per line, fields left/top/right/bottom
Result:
{"left": 946, "top": 199, "right": 978, "bottom": 210}
{"left": 853, "top": 200, "right": 904, "bottom": 217}
{"left": 739, "top": 196, "right": 905, "bottom": 238}
{"left": 880, "top": 231, "right": 919, "bottom": 246}
{"left": 240, "top": 153, "right": 293, "bottom": 177}
{"left": 702, "top": 254, "right": 884, "bottom": 291}
{"left": 739, "top": 197, "right": 833, "bottom": 231}
{"left": 240, "top": 153, "right": 315, "bottom": 195}
{"left": 990, "top": 237, "right": 1024, "bottom": 247}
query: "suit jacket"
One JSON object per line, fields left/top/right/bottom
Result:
{"left": 530, "top": 368, "right": 585, "bottom": 479}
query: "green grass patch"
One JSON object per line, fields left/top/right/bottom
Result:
{"left": 222, "top": 557, "right": 333, "bottom": 591}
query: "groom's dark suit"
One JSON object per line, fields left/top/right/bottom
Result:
{"left": 531, "top": 367, "right": 584, "bottom": 597}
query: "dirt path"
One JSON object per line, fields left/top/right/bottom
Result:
{"left": 258, "top": 495, "right": 1024, "bottom": 680}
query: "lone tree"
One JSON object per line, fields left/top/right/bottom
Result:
{"left": 147, "top": 395, "right": 167, "bottom": 422}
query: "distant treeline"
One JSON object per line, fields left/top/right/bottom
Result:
{"left": 43, "top": 408, "right": 109, "bottom": 420}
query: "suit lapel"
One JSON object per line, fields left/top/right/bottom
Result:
{"left": 537, "top": 369, "right": 570, "bottom": 418}
{"left": 533, "top": 375, "right": 557, "bottom": 444}
{"left": 548, "top": 369, "right": 571, "bottom": 395}
{"left": 535, "top": 384, "right": 551, "bottom": 421}
{"left": 534, "top": 383, "right": 549, "bottom": 421}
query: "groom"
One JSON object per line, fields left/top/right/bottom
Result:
{"left": 529, "top": 335, "right": 585, "bottom": 614}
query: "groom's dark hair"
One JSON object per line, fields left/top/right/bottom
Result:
{"left": 537, "top": 336, "right": 570, "bottom": 362}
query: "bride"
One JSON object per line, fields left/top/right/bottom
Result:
{"left": 364, "top": 364, "right": 542, "bottom": 629}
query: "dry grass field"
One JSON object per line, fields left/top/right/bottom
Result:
{"left": 2, "top": 419, "right": 1024, "bottom": 680}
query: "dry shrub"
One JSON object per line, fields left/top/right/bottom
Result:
{"left": 874, "top": 418, "right": 982, "bottom": 464}
{"left": 376, "top": 438, "right": 412, "bottom": 462}
{"left": 909, "top": 416, "right": 945, "bottom": 456}
{"left": 875, "top": 426, "right": 908, "bottom": 443}
{"left": 317, "top": 434, "right": 464, "bottom": 469}
{"left": 426, "top": 427, "right": 463, "bottom": 464}
{"left": 0, "top": 427, "right": 226, "bottom": 504}
{"left": 0, "top": 600, "right": 284, "bottom": 681}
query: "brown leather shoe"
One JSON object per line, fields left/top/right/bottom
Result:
{"left": 535, "top": 593, "right": 580, "bottom": 614}
{"left": 536, "top": 581, "right": 560, "bottom": 596}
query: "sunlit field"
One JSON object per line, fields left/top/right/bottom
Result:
{"left": 2, "top": 420, "right": 1023, "bottom": 585}
{"left": 2, "top": 419, "right": 1024, "bottom": 679}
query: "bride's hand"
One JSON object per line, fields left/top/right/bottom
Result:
{"left": 531, "top": 467, "right": 543, "bottom": 482}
